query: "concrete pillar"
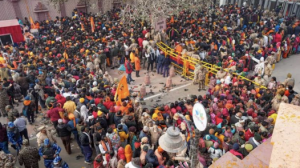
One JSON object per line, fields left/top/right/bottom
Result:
{"left": 60, "top": 2, "right": 67, "bottom": 17}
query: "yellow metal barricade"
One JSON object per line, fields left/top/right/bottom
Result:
{"left": 156, "top": 42, "right": 267, "bottom": 89}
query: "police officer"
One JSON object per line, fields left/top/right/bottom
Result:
{"left": 38, "top": 138, "right": 61, "bottom": 168}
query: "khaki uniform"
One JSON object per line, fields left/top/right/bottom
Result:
{"left": 254, "top": 77, "right": 266, "bottom": 88}
{"left": 283, "top": 78, "right": 295, "bottom": 88}
{"left": 264, "top": 64, "right": 273, "bottom": 77}
{"left": 216, "top": 70, "right": 227, "bottom": 79}
{"left": 36, "top": 130, "right": 56, "bottom": 147}
{"left": 197, "top": 68, "right": 207, "bottom": 90}
{"left": 291, "top": 96, "right": 300, "bottom": 106}
{"left": 103, "top": 74, "right": 113, "bottom": 85}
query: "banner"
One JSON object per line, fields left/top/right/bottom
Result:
{"left": 155, "top": 17, "right": 166, "bottom": 32}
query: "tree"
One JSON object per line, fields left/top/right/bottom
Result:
{"left": 120, "top": 0, "right": 216, "bottom": 26}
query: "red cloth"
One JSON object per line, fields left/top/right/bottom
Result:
{"left": 47, "top": 107, "right": 61, "bottom": 122}
{"left": 176, "top": 106, "right": 182, "bottom": 112}
{"left": 92, "top": 111, "right": 98, "bottom": 119}
{"left": 244, "top": 129, "right": 254, "bottom": 141}
{"left": 118, "top": 147, "right": 126, "bottom": 161}
{"left": 0, "top": 25, "right": 24, "bottom": 43}
{"left": 103, "top": 101, "right": 114, "bottom": 110}
{"left": 142, "top": 30, "right": 148, "bottom": 36}
{"left": 73, "top": 76, "right": 79, "bottom": 80}
{"left": 274, "top": 33, "right": 282, "bottom": 43}
{"left": 229, "top": 149, "right": 244, "bottom": 159}
{"left": 138, "top": 38, "right": 144, "bottom": 48}
{"left": 125, "top": 60, "right": 133, "bottom": 74}
{"left": 55, "top": 94, "right": 66, "bottom": 106}
{"left": 94, "top": 98, "right": 102, "bottom": 106}
{"left": 216, "top": 117, "right": 223, "bottom": 125}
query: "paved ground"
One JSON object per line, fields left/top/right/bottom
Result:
{"left": 272, "top": 54, "right": 300, "bottom": 92}
{"left": 0, "top": 54, "right": 299, "bottom": 167}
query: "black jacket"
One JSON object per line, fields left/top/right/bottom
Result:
{"left": 56, "top": 124, "right": 72, "bottom": 137}
{"left": 125, "top": 120, "right": 137, "bottom": 129}
{"left": 0, "top": 127, "right": 8, "bottom": 142}
{"left": 80, "top": 132, "right": 90, "bottom": 146}
{"left": 95, "top": 117, "right": 108, "bottom": 130}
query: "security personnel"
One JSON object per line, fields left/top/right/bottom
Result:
{"left": 39, "top": 138, "right": 61, "bottom": 168}
{"left": 52, "top": 156, "right": 69, "bottom": 168}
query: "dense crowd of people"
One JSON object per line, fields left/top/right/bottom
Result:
{"left": 0, "top": 2, "right": 300, "bottom": 168}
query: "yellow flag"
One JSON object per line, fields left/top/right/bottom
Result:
{"left": 90, "top": 17, "right": 95, "bottom": 33}
{"left": 29, "top": 17, "right": 36, "bottom": 29}
{"left": 114, "top": 76, "right": 129, "bottom": 103}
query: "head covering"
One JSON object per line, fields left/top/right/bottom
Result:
{"left": 213, "top": 142, "right": 219, "bottom": 148}
{"left": 157, "top": 146, "right": 164, "bottom": 153}
{"left": 53, "top": 156, "right": 62, "bottom": 165}
{"left": 145, "top": 163, "right": 154, "bottom": 168}
{"left": 131, "top": 157, "right": 141, "bottom": 167}
{"left": 181, "top": 122, "right": 186, "bottom": 131}
{"left": 143, "top": 145, "right": 149, "bottom": 152}
{"left": 37, "top": 125, "right": 46, "bottom": 132}
{"left": 8, "top": 122, "right": 14, "bottom": 128}
{"left": 141, "top": 137, "right": 148, "bottom": 143}
{"left": 173, "top": 113, "right": 179, "bottom": 120}
{"left": 24, "top": 96, "right": 31, "bottom": 100}
{"left": 185, "top": 115, "right": 191, "bottom": 121}
{"left": 143, "top": 126, "right": 149, "bottom": 132}
{"left": 23, "top": 139, "right": 29, "bottom": 145}
{"left": 58, "top": 119, "right": 63, "bottom": 124}
{"left": 254, "top": 133, "right": 262, "bottom": 141}
{"left": 68, "top": 113, "right": 76, "bottom": 127}
{"left": 79, "top": 98, "right": 85, "bottom": 103}
{"left": 233, "top": 143, "right": 240, "bottom": 150}
{"left": 97, "top": 110, "right": 103, "bottom": 116}
{"left": 129, "top": 126, "right": 136, "bottom": 132}
{"left": 44, "top": 138, "right": 50, "bottom": 145}
{"left": 245, "top": 144, "right": 253, "bottom": 151}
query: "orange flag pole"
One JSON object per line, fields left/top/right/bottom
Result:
{"left": 90, "top": 17, "right": 95, "bottom": 33}
{"left": 29, "top": 17, "right": 36, "bottom": 29}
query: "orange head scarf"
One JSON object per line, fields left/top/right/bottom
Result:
{"left": 68, "top": 113, "right": 76, "bottom": 127}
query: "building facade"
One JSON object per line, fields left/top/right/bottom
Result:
{"left": 0, "top": 0, "right": 122, "bottom": 22}
{"left": 222, "top": 0, "right": 300, "bottom": 17}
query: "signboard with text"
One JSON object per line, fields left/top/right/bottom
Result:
{"left": 155, "top": 17, "right": 166, "bottom": 32}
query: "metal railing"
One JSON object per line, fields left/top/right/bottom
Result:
{"left": 156, "top": 42, "right": 267, "bottom": 89}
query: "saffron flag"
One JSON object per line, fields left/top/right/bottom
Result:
{"left": 170, "top": 16, "right": 174, "bottom": 23}
{"left": 29, "top": 17, "right": 36, "bottom": 29}
{"left": 114, "top": 76, "right": 129, "bottom": 103}
{"left": 90, "top": 17, "right": 95, "bottom": 33}
{"left": 81, "top": 22, "right": 85, "bottom": 31}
